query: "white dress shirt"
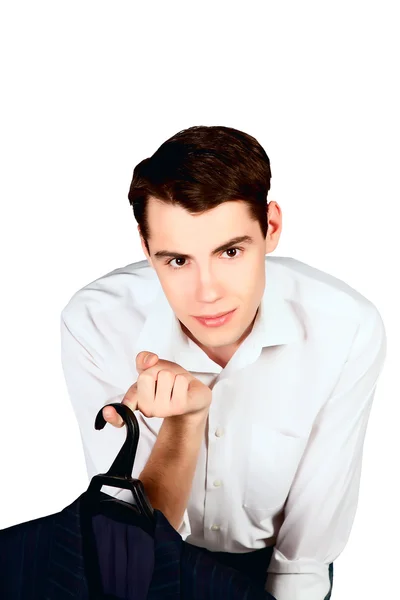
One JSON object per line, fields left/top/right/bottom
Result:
{"left": 60, "top": 255, "right": 387, "bottom": 600}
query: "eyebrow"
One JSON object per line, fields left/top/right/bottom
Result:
{"left": 153, "top": 235, "right": 255, "bottom": 261}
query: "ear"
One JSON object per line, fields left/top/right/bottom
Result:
{"left": 138, "top": 225, "right": 154, "bottom": 268}
{"left": 264, "top": 201, "right": 282, "bottom": 255}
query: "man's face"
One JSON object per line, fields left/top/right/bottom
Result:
{"left": 140, "top": 197, "right": 281, "bottom": 366}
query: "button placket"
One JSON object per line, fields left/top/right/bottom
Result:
{"left": 203, "top": 380, "right": 228, "bottom": 542}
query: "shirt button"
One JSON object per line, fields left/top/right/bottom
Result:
{"left": 213, "top": 479, "right": 222, "bottom": 487}
{"left": 215, "top": 427, "right": 224, "bottom": 437}
{"left": 211, "top": 525, "right": 220, "bottom": 531}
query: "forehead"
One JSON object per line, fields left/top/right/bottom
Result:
{"left": 147, "top": 197, "right": 253, "bottom": 231}
{"left": 146, "top": 198, "right": 258, "bottom": 260}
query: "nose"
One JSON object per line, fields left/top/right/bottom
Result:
{"left": 194, "top": 265, "right": 224, "bottom": 302}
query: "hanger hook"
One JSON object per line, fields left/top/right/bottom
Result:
{"left": 94, "top": 403, "right": 140, "bottom": 479}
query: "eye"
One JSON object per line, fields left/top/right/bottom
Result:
{"left": 166, "top": 247, "right": 243, "bottom": 270}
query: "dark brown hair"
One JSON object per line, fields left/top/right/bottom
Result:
{"left": 128, "top": 125, "right": 272, "bottom": 255}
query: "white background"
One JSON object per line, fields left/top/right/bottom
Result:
{"left": 0, "top": 2, "right": 398, "bottom": 598}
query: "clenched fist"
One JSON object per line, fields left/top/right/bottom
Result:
{"left": 102, "top": 351, "right": 212, "bottom": 427}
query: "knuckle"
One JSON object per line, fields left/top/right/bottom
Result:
{"left": 138, "top": 371, "right": 152, "bottom": 382}
{"left": 157, "top": 369, "right": 175, "bottom": 381}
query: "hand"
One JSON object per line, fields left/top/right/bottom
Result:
{"left": 102, "top": 351, "right": 212, "bottom": 427}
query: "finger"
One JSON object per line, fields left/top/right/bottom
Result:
{"left": 154, "top": 370, "right": 176, "bottom": 414}
{"left": 121, "top": 387, "right": 139, "bottom": 413}
{"left": 136, "top": 371, "right": 157, "bottom": 417}
{"left": 136, "top": 351, "right": 158, "bottom": 373}
{"left": 102, "top": 406, "right": 124, "bottom": 428}
{"left": 170, "top": 373, "right": 190, "bottom": 414}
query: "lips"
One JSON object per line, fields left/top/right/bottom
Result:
{"left": 195, "top": 310, "right": 233, "bottom": 319}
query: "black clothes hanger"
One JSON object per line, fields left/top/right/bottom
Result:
{"left": 80, "top": 404, "right": 157, "bottom": 598}
{"left": 83, "top": 402, "right": 155, "bottom": 535}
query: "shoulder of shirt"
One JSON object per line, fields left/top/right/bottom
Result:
{"left": 60, "top": 255, "right": 385, "bottom": 346}
{"left": 269, "top": 256, "right": 386, "bottom": 355}
{"left": 60, "top": 258, "right": 158, "bottom": 326}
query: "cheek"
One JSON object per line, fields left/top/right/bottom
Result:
{"left": 238, "top": 270, "right": 262, "bottom": 293}
{"left": 240, "top": 274, "right": 265, "bottom": 309}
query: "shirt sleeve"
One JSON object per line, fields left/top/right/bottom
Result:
{"left": 264, "top": 303, "right": 387, "bottom": 600}
{"left": 59, "top": 309, "right": 192, "bottom": 539}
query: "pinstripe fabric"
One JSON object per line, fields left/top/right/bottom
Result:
{"left": 0, "top": 492, "right": 277, "bottom": 599}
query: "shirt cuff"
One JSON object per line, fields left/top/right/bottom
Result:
{"left": 265, "top": 572, "right": 331, "bottom": 600}
{"left": 265, "top": 551, "right": 331, "bottom": 600}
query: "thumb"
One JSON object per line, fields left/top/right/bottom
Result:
{"left": 136, "top": 351, "right": 158, "bottom": 372}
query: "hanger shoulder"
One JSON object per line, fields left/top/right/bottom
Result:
{"left": 82, "top": 490, "right": 155, "bottom": 538}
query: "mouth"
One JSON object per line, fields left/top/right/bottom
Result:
{"left": 193, "top": 308, "right": 237, "bottom": 327}
{"left": 194, "top": 310, "right": 233, "bottom": 319}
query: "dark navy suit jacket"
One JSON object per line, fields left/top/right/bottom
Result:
{"left": 0, "top": 491, "right": 277, "bottom": 599}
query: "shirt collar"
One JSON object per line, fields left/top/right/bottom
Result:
{"left": 133, "top": 257, "right": 304, "bottom": 375}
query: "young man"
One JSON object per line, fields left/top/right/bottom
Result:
{"left": 60, "top": 125, "right": 387, "bottom": 600}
